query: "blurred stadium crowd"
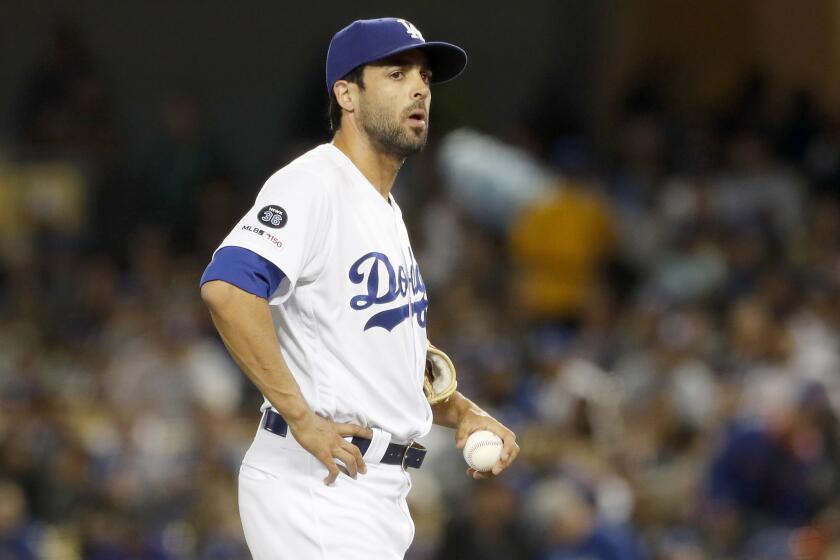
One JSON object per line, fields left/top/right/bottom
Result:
{"left": 2, "top": 26, "right": 840, "bottom": 560}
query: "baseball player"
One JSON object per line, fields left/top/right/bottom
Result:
{"left": 200, "top": 17, "right": 519, "bottom": 559}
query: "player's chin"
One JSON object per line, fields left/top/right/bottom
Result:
{"left": 399, "top": 133, "right": 427, "bottom": 155}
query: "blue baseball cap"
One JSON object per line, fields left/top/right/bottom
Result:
{"left": 326, "top": 18, "right": 467, "bottom": 93}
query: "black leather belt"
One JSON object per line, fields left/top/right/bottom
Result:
{"left": 263, "top": 409, "right": 426, "bottom": 470}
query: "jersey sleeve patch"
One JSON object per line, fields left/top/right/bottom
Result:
{"left": 214, "top": 166, "right": 333, "bottom": 296}
{"left": 257, "top": 205, "right": 288, "bottom": 229}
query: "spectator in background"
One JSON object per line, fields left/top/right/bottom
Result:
{"left": 713, "top": 126, "right": 805, "bottom": 239}
{"left": 509, "top": 174, "right": 617, "bottom": 329}
{"left": 606, "top": 83, "right": 672, "bottom": 270}
{"left": 803, "top": 123, "right": 840, "bottom": 198}
{"left": 142, "top": 94, "right": 228, "bottom": 252}
{"left": 438, "top": 481, "right": 533, "bottom": 560}
{"left": 0, "top": 480, "right": 40, "bottom": 559}
{"left": 17, "top": 24, "right": 118, "bottom": 157}
{"left": 526, "top": 478, "right": 646, "bottom": 560}
{"left": 704, "top": 379, "right": 840, "bottom": 556}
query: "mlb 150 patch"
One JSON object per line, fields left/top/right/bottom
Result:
{"left": 258, "top": 205, "right": 287, "bottom": 229}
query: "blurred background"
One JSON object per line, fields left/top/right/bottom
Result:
{"left": 2, "top": 0, "right": 840, "bottom": 558}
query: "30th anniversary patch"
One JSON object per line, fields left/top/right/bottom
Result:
{"left": 257, "top": 205, "right": 287, "bottom": 229}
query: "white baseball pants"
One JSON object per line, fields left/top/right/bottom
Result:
{"left": 238, "top": 420, "right": 415, "bottom": 559}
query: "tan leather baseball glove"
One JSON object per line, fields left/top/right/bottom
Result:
{"left": 424, "top": 342, "right": 458, "bottom": 404}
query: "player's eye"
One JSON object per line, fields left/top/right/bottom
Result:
{"left": 389, "top": 71, "right": 404, "bottom": 80}
{"left": 420, "top": 71, "right": 431, "bottom": 84}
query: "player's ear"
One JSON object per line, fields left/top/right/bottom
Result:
{"left": 333, "top": 81, "right": 355, "bottom": 114}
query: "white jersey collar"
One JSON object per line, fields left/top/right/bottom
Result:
{"left": 322, "top": 143, "right": 397, "bottom": 210}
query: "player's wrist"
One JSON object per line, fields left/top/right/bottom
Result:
{"left": 456, "top": 397, "right": 488, "bottom": 425}
{"left": 274, "top": 397, "right": 312, "bottom": 428}
{"left": 433, "top": 391, "right": 476, "bottom": 428}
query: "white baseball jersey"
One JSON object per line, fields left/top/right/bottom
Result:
{"left": 216, "top": 143, "right": 432, "bottom": 443}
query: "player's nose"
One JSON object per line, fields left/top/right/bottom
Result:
{"left": 409, "top": 71, "right": 430, "bottom": 100}
{"left": 412, "top": 86, "right": 430, "bottom": 106}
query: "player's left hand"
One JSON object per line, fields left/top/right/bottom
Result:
{"left": 455, "top": 411, "right": 519, "bottom": 479}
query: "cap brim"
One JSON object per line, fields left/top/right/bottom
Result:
{"left": 376, "top": 41, "right": 468, "bottom": 85}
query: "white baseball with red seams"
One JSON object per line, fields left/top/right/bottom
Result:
{"left": 463, "top": 430, "right": 504, "bottom": 472}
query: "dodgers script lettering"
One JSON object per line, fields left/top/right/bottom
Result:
{"left": 348, "top": 252, "right": 428, "bottom": 331}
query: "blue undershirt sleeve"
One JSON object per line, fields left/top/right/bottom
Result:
{"left": 200, "top": 246, "right": 286, "bottom": 300}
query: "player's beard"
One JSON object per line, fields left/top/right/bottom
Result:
{"left": 359, "top": 100, "right": 428, "bottom": 158}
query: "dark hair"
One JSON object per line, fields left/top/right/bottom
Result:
{"left": 327, "top": 66, "right": 366, "bottom": 132}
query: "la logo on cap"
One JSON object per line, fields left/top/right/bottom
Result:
{"left": 398, "top": 19, "right": 424, "bottom": 41}
{"left": 325, "top": 17, "right": 466, "bottom": 91}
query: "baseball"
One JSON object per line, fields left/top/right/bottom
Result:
{"left": 463, "top": 430, "right": 504, "bottom": 472}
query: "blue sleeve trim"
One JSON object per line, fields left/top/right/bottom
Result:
{"left": 200, "top": 246, "right": 286, "bottom": 300}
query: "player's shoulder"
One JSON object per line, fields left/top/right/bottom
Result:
{"left": 261, "top": 143, "right": 345, "bottom": 196}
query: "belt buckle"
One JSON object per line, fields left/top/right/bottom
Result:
{"left": 401, "top": 440, "right": 415, "bottom": 470}
{"left": 400, "top": 440, "right": 426, "bottom": 470}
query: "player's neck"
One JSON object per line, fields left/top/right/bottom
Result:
{"left": 332, "top": 130, "right": 403, "bottom": 200}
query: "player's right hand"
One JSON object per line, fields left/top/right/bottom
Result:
{"left": 288, "top": 412, "right": 373, "bottom": 485}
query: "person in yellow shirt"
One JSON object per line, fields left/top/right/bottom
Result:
{"left": 509, "top": 179, "right": 617, "bottom": 325}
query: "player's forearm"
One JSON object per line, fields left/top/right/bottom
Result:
{"left": 201, "top": 280, "right": 310, "bottom": 423}
{"left": 432, "top": 391, "right": 488, "bottom": 429}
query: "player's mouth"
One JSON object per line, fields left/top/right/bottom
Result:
{"left": 407, "top": 109, "right": 427, "bottom": 128}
